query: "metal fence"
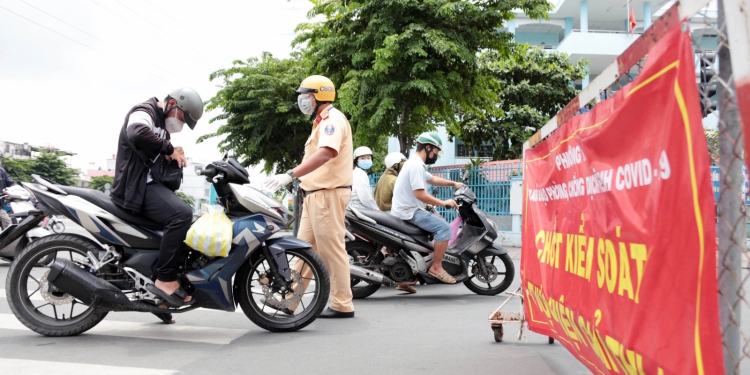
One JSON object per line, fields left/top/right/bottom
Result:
{"left": 369, "top": 162, "right": 522, "bottom": 222}
{"left": 523, "top": 1, "right": 750, "bottom": 372}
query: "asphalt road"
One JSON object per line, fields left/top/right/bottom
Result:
{"left": 0, "top": 249, "right": 590, "bottom": 375}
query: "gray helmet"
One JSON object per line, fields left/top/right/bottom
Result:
{"left": 167, "top": 87, "right": 204, "bottom": 129}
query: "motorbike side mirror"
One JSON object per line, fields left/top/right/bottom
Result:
{"left": 432, "top": 187, "right": 439, "bottom": 196}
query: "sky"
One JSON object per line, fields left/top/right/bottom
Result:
{"left": 0, "top": 0, "right": 315, "bottom": 180}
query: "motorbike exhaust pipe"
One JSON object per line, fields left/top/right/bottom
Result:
{"left": 349, "top": 264, "right": 394, "bottom": 286}
{"left": 47, "top": 259, "right": 171, "bottom": 313}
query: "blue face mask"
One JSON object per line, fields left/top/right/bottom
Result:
{"left": 358, "top": 160, "right": 373, "bottom": 170}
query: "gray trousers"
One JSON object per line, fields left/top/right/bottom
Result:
{"left": 0, "top": 209, "right": 10, "bottom": 230}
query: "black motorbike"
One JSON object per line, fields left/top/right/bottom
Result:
{"left": 345, "top": 184, "right": 515, "bottom": 298}
{"left": 1, "top": 155, "right": 330, "bottom": 336}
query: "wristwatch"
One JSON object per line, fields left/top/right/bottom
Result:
{"left": 286, "top": 169, "right": 296, "bottom": 181}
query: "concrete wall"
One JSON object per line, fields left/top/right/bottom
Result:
{"left": 493, "top": 176, "right": 523, "bottom": 248}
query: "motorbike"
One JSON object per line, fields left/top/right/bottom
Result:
{"left": 0, "top": 185, "right": 53, "bottom": 262}
{"left": 344, "top": 183, "right": 515, "bottom": 298}
{"left": 1, "top": 155, "right": 330, "bottom": 336}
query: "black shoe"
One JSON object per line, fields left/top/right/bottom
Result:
{"left": 319, "top": 307, "right": 354, "bottom": 319}
{"left": 152, "top": 312, "right": 175, "bottom": 324}
{"left": 260, "top": 298, "right": 294, "bottom": 315}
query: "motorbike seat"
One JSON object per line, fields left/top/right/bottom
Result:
{"left": 357, "top": 209, "right": 431, "bottom": 236}
{"left": 56, "top": 186, "right": 161, "bottom": 228}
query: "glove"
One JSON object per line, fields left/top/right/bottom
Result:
{"left": 263, "top": 174, "right": 293, "bottom": 192}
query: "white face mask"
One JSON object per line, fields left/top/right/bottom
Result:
{"left": 297, "top": 94, "right": 315, "bottom": 116}
{"left": 165, "top": 117, "right": 185, "bottom": 134}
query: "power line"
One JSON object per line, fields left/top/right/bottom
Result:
{"left": 89, "top": 0, "right": 215, "bottom": 72}
{"left": 0, "top": 4, "right": 178, "bottom": 86}
{"left": 143, "top": 0, "right": 234, "bottom": 61}
{"left": 12, "top": 0, "right": 208, "bottom": 89}
{"left": 19, "top": 0, "right": 103, "bottom": 41}
{"left": 111, "top": 0, "right": 225, "bottom": 68}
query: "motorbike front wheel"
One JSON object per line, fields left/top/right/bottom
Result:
{"left": 237, "top": 247, "right": 330, "bottom": 332}
{"left": 463, "top": 253, "right": 515, "bottom": 296}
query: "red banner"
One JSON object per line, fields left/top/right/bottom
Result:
{"left": 522, "top": 25, "right": 723, "bottom": 375}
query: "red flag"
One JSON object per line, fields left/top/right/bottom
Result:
{"left": 629, "top": 7, "right": 637, "bottom": 34}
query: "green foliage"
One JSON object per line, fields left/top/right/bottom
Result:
{"left": 32, "top": 152, "right": 77, "bottom": 186}
{"left": 175, "top": 191, "right": 195, "bottom": 208}
{"left": 200, "top": 52, "right": 312, "bottom": 174}
{"left": 89, "top": 175, "right": 114, "bottom": 192}
{"left": 449, "top": 45, "right": 588, "bottom": 160}
{"left": 4, "top": 152, "right": 76, "bottom": 185}
{"left": 2, "top": 157, "right": 33, "bottom": 183}
{"left": 295, "top": 0, "right": 551, "bottom": 157}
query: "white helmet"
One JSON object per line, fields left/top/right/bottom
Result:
{"left": 353, "top": 146, "right": 373, "bottom": 160}
{"left": 384, "top": 152, "right": 407, "bottom": 169}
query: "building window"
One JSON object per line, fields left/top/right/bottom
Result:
{"left": 204, "top": 189, "right": 210, "bottom": 197}
{"left": 455, "top": 139, "right": 494, "bottom": 158}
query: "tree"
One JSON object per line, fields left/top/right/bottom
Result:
{"left": 294, "top": 0, "right": 551, "bottom": 157}
{"left": 200, "top": 52, "right": 312, "bottom": 174}
{"left": 89, "top": 175, "right": 114, "bottom": 192}
{"left": 449, "top": 45, "right": 588, "bottom": 160}
{"left": 31, "top": 152, "right": 77, "bottom": 186}
{"left": 3, "top": 152, "right": 76, "bottom": 185}
{"left": 175, "top": 191, "right": 195, "bottom": 208}
{"left": 2, "top": 157, "right": 34, "bottom": 183}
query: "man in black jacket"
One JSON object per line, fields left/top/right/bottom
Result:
{"left": 0, "top": 155, "right": 16, "bottom": 230}
{"left": 111, "top": 88, "right": 203, "bottom": 308}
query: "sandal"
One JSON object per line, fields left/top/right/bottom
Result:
{"left": 152, "top": 312, "right": 175, "bottom": 324}
{"left": 428, "top": 269, "right": 456, "bottom": 284}
{"left": 146, "top": 284, "right": 195, "bottom": 308}
{"left": 396, "top": 285, "right": 417, "bottom": 294}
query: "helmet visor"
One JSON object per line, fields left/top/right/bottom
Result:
{"left": 184, "top": 110, "right": 198, "bottom": 129}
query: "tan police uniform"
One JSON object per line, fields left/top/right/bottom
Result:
{"left": 292, "top": 105, "right": 354, "bottom": 313}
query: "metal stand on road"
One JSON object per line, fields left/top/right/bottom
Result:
{"left": 488, "top": 286, "right": 554, "bottom": 344}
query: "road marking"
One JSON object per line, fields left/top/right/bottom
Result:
{"left": 0, "top": 358, "right": 177, "bottom": 375}
{"left": 0, "top": 313, "right": 249, "bottom": 345}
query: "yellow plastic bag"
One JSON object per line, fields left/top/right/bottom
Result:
{"left": 184, "top": 205, "right": 232, "bottom": 257}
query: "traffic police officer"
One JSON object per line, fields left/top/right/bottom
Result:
{"left": 264, "top": 75, "right": 355, "bottom": 318}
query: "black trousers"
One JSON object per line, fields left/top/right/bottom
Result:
{"left": 141, "top": 183, "right": 193, "bottom": 282}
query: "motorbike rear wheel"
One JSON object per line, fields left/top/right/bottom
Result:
{"left": 464, "top": 253, "right": 515, "bottom": 296}
{"left": 237, "top": 247, "right": 329, "bottom": 332}
{"left": 346, "top": 241, "right": 382, "bottom": 299}
{"left": 6, "top": 234, "right": 108, "bottom": 337}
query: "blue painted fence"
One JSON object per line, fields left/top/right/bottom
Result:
{"left": 368, "top": 162, "right": 523, "bottom": 222}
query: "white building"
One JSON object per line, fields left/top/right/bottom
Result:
{"left": 387, "top": 0, "right": 719, "bottom": 163}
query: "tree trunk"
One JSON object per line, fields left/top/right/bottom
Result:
{"left": 398, "top": 134, "right": 414, "bottom": 158}
{"left": 396, "top": 109, "right": 412, "bottom": 157}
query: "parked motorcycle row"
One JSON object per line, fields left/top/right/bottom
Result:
{"left": 0, "top": 154, "right": 514, "bottom": 337}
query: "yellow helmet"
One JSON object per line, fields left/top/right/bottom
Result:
{"left": 297, "top": 75, "right": 336, "bottom": 102}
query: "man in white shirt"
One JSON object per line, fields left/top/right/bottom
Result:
{"left": 391, "top": 132, "right": 463, "bottom": 284}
